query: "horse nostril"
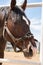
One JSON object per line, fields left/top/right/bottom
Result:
{"left": 29, "top": 47, "right": 33, "bottom": 57}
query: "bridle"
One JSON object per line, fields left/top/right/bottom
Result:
{"left": 3, "top": 20, "right": 33, "bottom": 43}
{"left": 3, "top": 7, "right": 33, "bottom": 44}
{"left": 3, "top": 20, "right": 34, "bottom": 52}
{"left": 3, "top": 9, "right": 37, "bottom": 52}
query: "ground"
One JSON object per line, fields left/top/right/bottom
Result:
{"left": 2, "top": 51, "right": 40, "bottom": 65}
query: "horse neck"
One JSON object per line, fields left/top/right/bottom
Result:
{"left": 0, "top": 17, "right": 4, "bottom": 37}
{"left": 0, "top": 11, "right": 6, "bottom": 37}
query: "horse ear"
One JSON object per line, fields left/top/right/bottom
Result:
{"left": 21, "top": 0, "right": 27, "bottom": 11}
{"left": 11, "top": 0, "right": 16, "bottom": 10}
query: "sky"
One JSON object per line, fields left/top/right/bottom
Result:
{"left": 0, "top": 0, "right": 42, "bottom": 42}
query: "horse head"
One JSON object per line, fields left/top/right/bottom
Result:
{"left": 3, "top": 0, "right": 37, "bottom": 58}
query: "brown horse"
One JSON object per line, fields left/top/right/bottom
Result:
{"left": 0, "top": 0, "right": 38, "bottom": 65}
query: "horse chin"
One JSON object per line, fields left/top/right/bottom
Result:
{"left": 23, "top": 51, "right": 33, "bottom": 58}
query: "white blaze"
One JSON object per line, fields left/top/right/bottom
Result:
{"left": 22, "top": 16, "right": 29, "bottom": 25}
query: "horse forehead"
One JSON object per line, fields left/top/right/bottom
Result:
{"left": 10, "top": 11, "right": 21, "bottom": 18}
{"left": 9, "top": 7, "right": 29, "bottom": 25}
{"left": 10, "top": 10, "right": 29, "bottom": 25}
{"left": 11, "top": 6, "right": 24, "bottom": 15}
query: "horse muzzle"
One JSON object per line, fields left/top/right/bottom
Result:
{"left": 23, "top": 46, "right": 33, "bottom": 58}
{"left": 23, "top": 43, "right": 37, "bottom": 58}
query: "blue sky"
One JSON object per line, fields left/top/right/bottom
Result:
{"left": 0, "top": 0, "right": 42, "bottom": 42}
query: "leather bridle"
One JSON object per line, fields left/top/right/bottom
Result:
{"left": 3, "top": 10, "right": 37, "bottom": 53}
{"left": 3, "top": 8, "right": 33, "bottom": 44}
{"left": 3, "top": 20, "right": 33, "bottom": 44}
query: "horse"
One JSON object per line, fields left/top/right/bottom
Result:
{"left": 0, "top": 0, "right": 39, "bottom": 65}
